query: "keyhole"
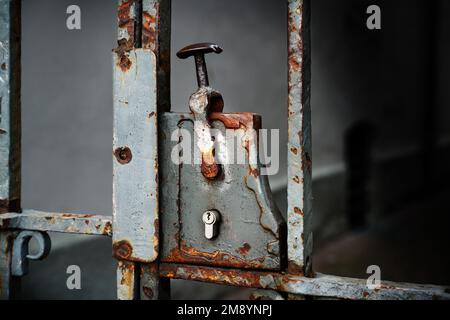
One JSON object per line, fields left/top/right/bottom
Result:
{"left": 207, "top": 212, "right": 211, "bottom": 222}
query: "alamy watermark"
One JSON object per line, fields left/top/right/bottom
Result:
{"left": 366, "top": 5, "right": 381, "bottom": 30}
{"left": 66, "top": 5, "right": 81, "bottom": 30}
{"left": 66, "top": 265, "right": 81, "bottom": 290}
{"left": 366, "top": 265, "right": 381, "bottom": 290}
{"left": 170, "top": 125, "right": 280, "bottom": 176}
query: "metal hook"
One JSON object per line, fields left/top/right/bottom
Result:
{"left": 12, "top": 231, "right": 51, "bottom": 277}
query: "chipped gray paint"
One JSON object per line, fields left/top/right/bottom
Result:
{"left": 0, "top": 210, "right": 112, "bottom": 236}
{"left": 113, "top": 49, "right": 159, "bottom": 262}
{"left": 11, "top": 230, "right": 50, "bottom": 276}
{"left": 287, "top": 0, "right": 312, "bottom": 274}
{"left": 0, "top": 0, "right": 20, "bottom": 212}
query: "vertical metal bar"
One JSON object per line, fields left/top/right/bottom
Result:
{"left": 117, "top": 260, "right": 139, "bottom": 300}
{"left": 142, "top": 0, "right": 171, "bottom": 112}
{"left": 117, "top": 0, "right": 141, "bottom": 51}
{"left": 287, "top": 0, "right": 312, "bottom": 276}
{"left": 114, "top": 0, "right": 171, "bottom": 300}
{"left": 140, "top": 0, "right": 171, "bottom": 300}
{"left": 0, "top": 0, "right": 21, "bottom": 215}
{"left": 0, "top": 0, "right": 21, "bottom": 300}
{"left": 140, "top": 263, "right": 170, "bottom": 300}
{"left": 0, "top": 231, "right": 18, "bottom": 300}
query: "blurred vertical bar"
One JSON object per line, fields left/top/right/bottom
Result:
{"left": 287, "top": 0, "right": 312, "bottom": 276}
{"left": 0, "top": 0, "right": 21, "bottom": 300}
{"left": 0, "top": 0, "right": 21, "bottom": 214}
{"left": 422, "top": 0, "right": 439, "bottom": 192}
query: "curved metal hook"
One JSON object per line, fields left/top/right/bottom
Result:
{"left": 12, "top": 231, "right": 51, "bottom": 276}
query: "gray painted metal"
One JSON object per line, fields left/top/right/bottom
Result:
{"left": 0, "top": 0, "right": 20, "bottom": 301}
{"left": 160, "top": 264, "right": 450, "bottom": 300}
{"left": 0, "top": 210, "right": 112, "bottom": 236}
{"left": 11, "top": 230, "right": 50, "bottom": 276}
{"left": 159, "top": 112, "right": 284, "bottom": 270}
{"left": 113, "top": 49, "right": 159, "bottom": 263}
{"left": 283, "top": 273, "right": 450, "bottom": 300}
{"left": 117, "top": 260, "right": 139, "bottom": 300}
{"left": 287, "top": 0, "right": 312, "bottom": 275}
{"left": 0, "top": 0, "right": 20, "bottom": 213}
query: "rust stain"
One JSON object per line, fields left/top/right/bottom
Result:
{"left": 288, "top": 55, "right": 300, "bottom": 72}
{"left": 201, "top": 152, "right": 220, "bottom": 180}
{"left": 117, "top": 0, "right": 136, "bottom": 51}
{"left": 142, "top": 286, "right": 154, "bottom": 299}
{"left": 164, "top": 241, "right": 267, "bottom": 269}
{"left": 62, "top": 213, "right": 94, "bottom": 218}
{"left": 114, "top": 146, "right": 132, "bottom": 165}
{"left": 142, "top": 10, "right": 157, "bottom": 50}
{"left": 159, "top": 263, "right": 292, "bottom": 291}
{"left": 1, "top": 63, "right": 6, "bottom": 70}
{"left": 113, "top": 240, "right": 133, "bottom": 260}
{"left": 290, "top": 147, "right": 298, "bottom": 155}
{"left": 238, "top": 243, "right": 251, "bottom": 256}
{"left": 103, "top": 221, "right": 113, "bottom": 236}
{"left": 118, "top": 53, "right": 132, "bottom": 72}
{"left": 208, "top": 112, "right": 255, "bottom": 130}
{"left": 294, "top": 207, "right": 304, "bottom": 216}
{"left": 249, "top": 167, "right": 260, "bottom": 178}
{"left": 288, "top": 261, "right": 304, "bottom": 275}
{"left": 153, "top": 218, "right": 159, "bottom": 255}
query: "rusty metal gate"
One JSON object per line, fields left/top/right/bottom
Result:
{"left": 1, "top": 0, "right": 449, "bottom": 300}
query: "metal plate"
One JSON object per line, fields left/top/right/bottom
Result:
{"left": 112, "top": 48, "right": 159, "bottom": 263}
{"left": 160, "top": 112, "right": 285, "bottom": 270}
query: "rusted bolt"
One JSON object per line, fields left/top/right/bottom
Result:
{"left": 113, "top": 240, "right": 133, "bottom": 259}
{"left": 142, "top": 286, "right": 154, "bottom": 299}
{"left": 114, "top": 147, "right": 132, "bottom": 164}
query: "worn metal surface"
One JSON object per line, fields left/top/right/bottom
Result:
{"left": 160, "top": 264, "right": 450, "bottom": 300}
{"left": 142, "top": 0, "right": 171, "bottom": 112}
{"left": 11, "top": 230, "right": 50, "bottom": 276}
{"left": 0, "top": 210, "right": 112, "bottom": 236}
{"left": 189, "top": 87, "right": 224, "bottom": 179}
{"left": 249, "top": 289, "right": 285, "bottom": 300}
{"left": 287, "top": 0, "right": 312, "bottom": 275}
{"left": 113, "top": 48, "right": 159, "bottom": 263}
{"left": 117, "top": 0, "right": 141, "bottom": 51}
{"left": 159, "top": 112, "right": 285, "bottom": 269}
{"left": 117, "top": 260, "right": 139, "bottom": 300}
{"left": 140, "top": 263, "right": 170, "bottom": 300}
{"left": 0, "top": 231, "right": 16, "bottom": 299}
{"left": 0, "top": 0, "right": 20, "bottom": 214}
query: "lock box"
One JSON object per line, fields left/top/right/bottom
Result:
{"left": 159, "top": 112, "right": 285, "bottom": 270}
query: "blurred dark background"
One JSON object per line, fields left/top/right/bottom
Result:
{"left": 17, "top": 0, "right": 450, "bottom": 299}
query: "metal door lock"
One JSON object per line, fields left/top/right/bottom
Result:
{"left": 202, "top": 210, "right": 220, "bottom": 240}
